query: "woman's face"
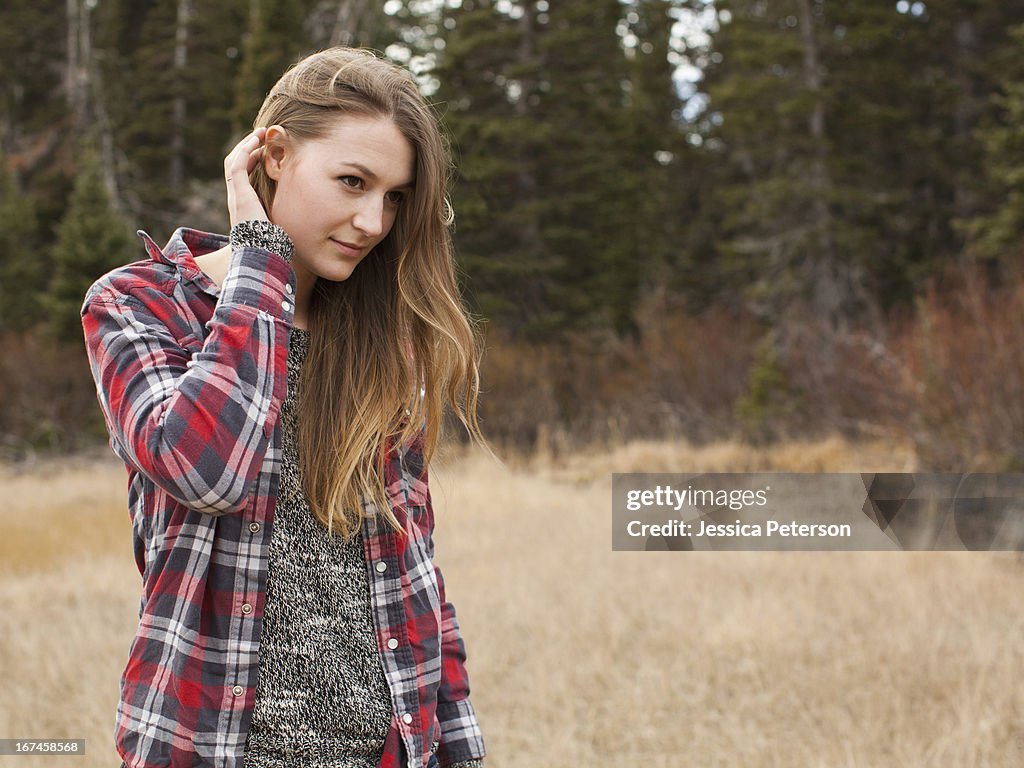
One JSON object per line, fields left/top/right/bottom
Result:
{"left": 263, "top": 113, "right": 415, "bottom": 282}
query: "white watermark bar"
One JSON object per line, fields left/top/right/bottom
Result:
{"left": 0, "top": 740, "right": 85, "bottom": 755}
{"left": 611, "top": 473, "right": 1024, "bottom": 551}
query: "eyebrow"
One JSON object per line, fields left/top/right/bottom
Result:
{"left": 340, "top": 161, "right": 415, "bottom": 189}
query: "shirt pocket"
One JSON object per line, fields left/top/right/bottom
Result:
{"left": 406, "top": 475, "right": 429, "bottom": 508}
{"left": 403, "top": 474, "right": 433, "bottom": 550}
{"left": 402, "top": 477, "right": 431, "bottom": 554}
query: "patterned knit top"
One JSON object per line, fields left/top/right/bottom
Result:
{"left": 241, "top": 326, "right": 392, "bottom": 768}
{"left": 241, "top": 327, "right": 484, "bottom": 768}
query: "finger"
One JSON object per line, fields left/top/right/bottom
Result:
{"left": 231, "top": 133, "right": 263, "bottom": 166}
{"left": 246, "top": 146, "right": 265, "bottom": 174}
{"left": 224, "top": 129, "right": 270, "bottom": 225}
{"left": 225, "top": 129, "right": 266, "bottom": 176}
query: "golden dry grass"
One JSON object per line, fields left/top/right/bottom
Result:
{"left": 2, "top": 436, "right": 1023, "bottom": 767}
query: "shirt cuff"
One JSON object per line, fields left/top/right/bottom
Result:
{"left": 436, "top": 697, "right": 486, "bottom": 764}
{"left": 218, "top": 239, "right": 297, "bottom": 322}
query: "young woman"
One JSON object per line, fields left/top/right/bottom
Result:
{"left": 81, "top": 47, "right": 489, "bottom": 768}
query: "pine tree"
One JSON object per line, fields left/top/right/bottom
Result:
{"left": 432, "top": 0, "right": 555, "bottom": 337}
{"left": 232, "top": 0, "right": 310, "bottom": 137}
{"left": 434, "top": 0, "right": 695, "bottom": 339}
{"left": 0, "top": 0, "right": 66, "bottom": 136}
{"left": 961, "top": 22, "right": 1024, "bottom": 275}
{"left": 175, "top": 0, "right": 249, "bottom": 185}
{"left": 44, "top": 141, "right": 136, "bottom": 345}
{"left": 701, "top": 0, "right": 866, "bottom": 330}
{"left": 0, "top": 151, "right": 45, "bottom": 333}
{"left": 700, "top": 0, "right": 1024, "bottom": 327}
{"left": 533, "top": 0, "right": 641, "bottom": 336}
{"left": 117, "top": 0, "right": 183, "bottom": 228}
{"left": 620, "top": 0, "right": 695, "bottom": 299}
{"left": 95, "top": 0, "right": 252, "bottom": 230}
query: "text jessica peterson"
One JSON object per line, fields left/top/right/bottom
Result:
{"left": 623, "top": 484, "right": 852, "bottom": 539}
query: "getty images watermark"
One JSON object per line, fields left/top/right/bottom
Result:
{"left": 612, "top": 473, "right": 1024, "bottom": 551}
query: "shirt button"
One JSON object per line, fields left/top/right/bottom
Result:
{"left": 249, "top": 522, "right": 261, "bottom": 533}
{"left": 402, "top": 713, "right": 413, "bottom": 725}
{"left": 241, "top": 603, "right": 253, "bottom": 615}
{"left": 231, "top": 685, "right": 244, "bottom": 696}
{"left": 281, "top": 300, "right": 291, "bottom": 312}
{"left": 375, "top": 561, "right": 387, "bottom": 573}
{"left": 387, "top": 638, "right": 399, "bottom": 650}
{"left": 285, "top": 283, "right": 293, "bottom": 295}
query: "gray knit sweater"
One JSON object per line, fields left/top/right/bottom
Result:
{"left": 242, "top": 327, "right": 483, "bottom": 768}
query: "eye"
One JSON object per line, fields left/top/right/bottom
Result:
{"left": 338, "top": 175, "right": 362, "bottom": 189}
{"left": 385, "top": 190, "right": 406, "bottom": 206}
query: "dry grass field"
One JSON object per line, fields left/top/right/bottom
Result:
{"left": 1, "top": 436, "right": 1022, "bottom": 767}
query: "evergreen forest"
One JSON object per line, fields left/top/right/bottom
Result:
{"left": 2, "top": 0, "right": 1023, "bottom": 468}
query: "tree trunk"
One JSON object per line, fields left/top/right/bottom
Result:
{"left": 91, "top": 49, "right": 127, "bottom": 218}
{"left": 797, "top": 0, "right": 842, "bottom": 331}
{"left": 953, "top": 15, "right": 977, "bottom": 222}
{"left": 65, "top": 0, "right": 77, "bottom": 115}
{"left": 330, "top": 0, "right": 372, "bottom": 47}
{"left": 515, "top": 8, "right": 542, "bottom": 259}
{"left": 65, "top": 0, "right": 86, "bottom": 130}
{"left": 171, "top": 0, "right": 192, "bottom": 194}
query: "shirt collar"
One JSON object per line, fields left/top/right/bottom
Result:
{"left": 136, "top": 227, "right": 228, "bottom": 298}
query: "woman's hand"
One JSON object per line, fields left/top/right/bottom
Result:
{"left": 224, "top": 127, "right": 271, "bottom": 227}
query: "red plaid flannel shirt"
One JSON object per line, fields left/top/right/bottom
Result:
{"left": 80, "top": 227, "right": 486, "bottom": 768}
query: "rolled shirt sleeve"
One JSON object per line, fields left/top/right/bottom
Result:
{"left": 80, "top": 242, "right": 297, "bottom": 515}
{"left": 416, "top": 458, "right": 487, "bottom": 765}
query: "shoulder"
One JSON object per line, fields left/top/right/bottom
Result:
{"left": 80, "top": 259, "right": 207, "bottom": 351}
{"left": 82, "top": 258, "right": 180, "bottom": 312}
{"left": 83, "top": 228, "right": 207, "bottom": 310}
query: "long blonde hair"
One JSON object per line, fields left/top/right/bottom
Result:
{"left": 248, "top": 46, "right": 489, "bottom": 540}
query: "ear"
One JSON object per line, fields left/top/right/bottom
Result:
{"left": 263, "top": 124, "right": 291, "bottom": 182}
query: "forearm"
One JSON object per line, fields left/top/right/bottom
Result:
{"left": 81, "top": 223, "right": 296, "bottom": 514}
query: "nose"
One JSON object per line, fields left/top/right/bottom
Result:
{"left": 352, "top": 195, "right": 386, "bottom": 238}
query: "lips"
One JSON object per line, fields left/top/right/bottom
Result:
{"left": 330, "top": 238, "right": 365, "bottom": 258}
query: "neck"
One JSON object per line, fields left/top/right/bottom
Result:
{"left": 195, "top": 244, "right": 312, "bottom": 330}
